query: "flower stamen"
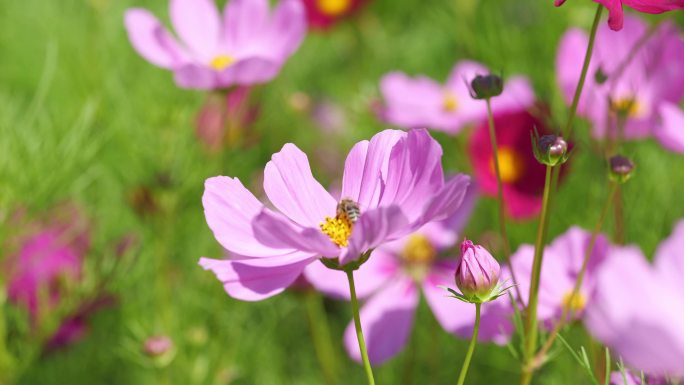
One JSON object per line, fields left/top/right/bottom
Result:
{"left": 316, "top": 0, "right": 352, "bottom": 16}
{"left": 490, "top": 147, "right": 525, "bottom": 183}
{"left": 210, "top": 55, "right": 235, "bottom": 71}
{"left": 561, "top": 291, "right": 587, "bottom": 313}
{"left": 443, "top": 92, "right": 458, "bottom": 112}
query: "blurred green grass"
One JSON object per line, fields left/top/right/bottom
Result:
{"left": 2, "top": 0, "right": 684, "bottom": 383}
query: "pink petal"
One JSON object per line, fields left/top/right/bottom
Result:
{"left": 655, "top": 219, "right": 684, "bottom": 291}
{"left": 595, "top": 0, "right": 625, "bottom": 31}
{"left": 414, "top": 174, "right": 470, "bottom": 228}
{"left": 379, "top": 72, "right": 448, "bottom": 130}
{"left": 170, "top": 0, "right": 221, "bottom": 59}
{"left": 252, "top": 209, "right": 340, "bottom": 257}
{"left": 219, "top": 57, "right": 282, "bottom": 86}
{"left": 340, "top": 129, "right": 405, "bottom": 210}
{"left": 124, "top": 9, "right": 188, "bottom": 69}
{"left": 556, "top": 28, "right": 590, "bottom": 110}
{"left": 655, "top": 103, "right": 684, "bottom": 153}
{"left": 490, "top": 76, "right": 536, "bottom": 114}
{"left": 266, "top": 0, "right": 307, "bottom": 59}
{"left": 303, "top": 250, "right": 398, "bottom": 299}
{"left": 343, "top": 279, "right": 418, "bottom": 364}
{"left": 203, "top": 176, "right": 298, "bottom": 257}
{"left": 340, "top": 206, "right": 409, "bottom": 265}
{"left": 223, "top": 0, "right": 269, "bottom": 52}
{"left": 264, "top": 143, "right": 337, "bottom": 228}
{"left": 174, "top": 63, "right": 219, "bottom": 89}
{"left": 199, "top": 253, "right": 317, "bottom": 301}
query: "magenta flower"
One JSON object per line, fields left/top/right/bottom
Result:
{"left": 510, "top": 227, "right": 610, "bottom": 327}
{"left": 469, "top": 107, "right": 561, "bottom": 220}
{"left": 199, "top": 129, "right": 471, "bottom": 301}
{"left": 379, "top": 61, "right": 535, "bottom": 134}
{"left": 557, "top": 15, "right": 684, "bottom": 151}
{"left": 594, "top": 0, "right": 684, "bottom": 31}
{"left": 585, "top": 220, "right": 684, "bottom": 377}
{"left": 124, "top": 0, "right": 306, "bottom": 90}
{"left": 302, "top": 0, "right": 369, "bottom": 30}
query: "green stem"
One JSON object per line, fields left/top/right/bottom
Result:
{"left": 346, "top": 270, "right": 376, "bottom": 385}
{"left": 456, "top": 303, "right": 481, "bottom": 385}
{"left": 563, "top": 3, "right": 604, "bottom": 139}
{"left": 304, "top": 291, "right": 339, "bottom": 385}
{"left": 485, "top": 98, "right": 523, "bottom": 302}
{"left": 520, "top": 165, "right": 554, "bottom": 385}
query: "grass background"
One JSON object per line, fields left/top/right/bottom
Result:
{"left": 1, "top": 0, "right": 684, "bottom": 383}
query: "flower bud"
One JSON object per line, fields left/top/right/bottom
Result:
{"left": 455, "top": 239, "right": 501, "bottom": 303}
{"left": 143, "top": 335, "right": 174, "bottom": 357}
{"left": 469, "top": 74, "right": 503, "bottom": 100}
{"left": 532, "top": 132, "right": 569, "bottom": 166}
{"left": 609, "top": 155, "right": 635, "bottom": 184}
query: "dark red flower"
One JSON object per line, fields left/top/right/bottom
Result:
{"left": 302, "top": 0, "right": 369, "bottom": 30}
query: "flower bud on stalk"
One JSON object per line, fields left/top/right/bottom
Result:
{"left": 609, "top": 155, "right": 635, "bottom": 184}
{"left": 532, "top": 131, "right": 569, "bottom": 166}
{"left": 454, "top": 239, "right": 502, "bottom": 303}
{"left": 468, "top": 74, "right": 504, "bottom": 100}
{"left": 143, "top": 335, "right": 176, "bottom": 366}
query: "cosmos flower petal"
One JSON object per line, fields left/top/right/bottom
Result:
{"left": 340, "top": 206, "right": 409, "bottom": 265}
{"left": 174, "top": 63, "right": 219, "bottom": 89}
{"left": 218, "top": 56, "right": 282, "bottom": 85}
{"left": 199, "top": 253, "right": 317, "bottom": 301}
{"left": 654, "top": 219, "right": 684, "bottom": 291}
{"left": 267, "top": 0, "right": 307, "bottom": 59}
{"left": 203, "top": 176, "right": 299, "bottom": 257}
{"left": 414, "top": 174, "right": 470, "bottom": 228}
{"left": 596, "top": 0, "right": 625, "bottom": 30}
{"left": 223, "top": 0, "right": 270, "bottom": 50}
{"left": 264, "top": 143, "right": 337, "bottom": 228}
{"left": 303, "top": 250, "right": 397, "bottom": 299}
{"left": 556, "top": 28, "right": 589, "bottom": 110}
{"left": 170, "top": 0, "right": 221, "bottom": 58}
{"left": 379, "top": 72, "right": 447, "bottom": 130}
{"left": 490, "top": 76, "right": 536, "bottom": 113}
{"left": 124, "top": 9, "right": 189, "bottom": 69}
{"left": 252, "top": 209, "right": 339, "bottom": 257}
{"left": 340, "top": 129, "right": 405, "bottom": 210}
{"left": 655, "top": 103, "right": 684, "bottom": 154}
{"left": 343, "top": 279, "right": 418, "bottom": 364}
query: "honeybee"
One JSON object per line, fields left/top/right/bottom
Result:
{"left": 336, "top": 198, "right": 360, "bottom": 223}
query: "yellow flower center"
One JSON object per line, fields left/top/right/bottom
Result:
{"left": 320, "top": 216, "right": 353, "bottom": 248}
{"left": 209, "top": 55, "right": 235, "bottom": 71}
{"left": 489, "top": 147, "right": 525, "bottom": 183}
{"left": 443, "top": 92, "right": 458, "bottom": 112}
{"left": 401, "top": 235, "right": 436, "bottom": 264}
{"left": 610, "top": 97, "right": 645, "bottom": 118}
{"left": 316, "top": 0, "right": 352, "bottom": 16}
{"left": 561, "top": 291, "right": 587, "bottom": 313}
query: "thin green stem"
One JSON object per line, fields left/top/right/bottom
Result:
{"left": 527, "top": 182, "right": 618, "bottom": 370}
{"left": 519, "top": 165, "right": 554, "bottom": 385}
{"left": 564, "top": 4, "right": 604, "bottom": 139}
{"left": 456, "top": 303, "right": 481, "bottom": 385}
{"left": 346, "top": 270, "right": 376, "bottom": 385}
{"left": 485, "top": 98, "right": 523, "bottom": 302}
{"left": 304, "top": 291, "right": 339, "bottom": 385}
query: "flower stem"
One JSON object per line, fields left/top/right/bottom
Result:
{"left": 485, "top": 99, "right": 523, "bottom": 301}
{"left": 304, "top": 291, "right": 339, "bottom": 385}
{"left": 346, "top": 270, "right": 376, "bottom": 385}
{"left": 520, "top": 165, "right": 554, "bottom": 385}
{"left": 563, "top": 3, "right": 604, "bottom": 139}
{"left": 456, "top": 303, "right": 481, "bottom": 385}
{"left": 527, "top": 182, "right": 618, "bottom": 371}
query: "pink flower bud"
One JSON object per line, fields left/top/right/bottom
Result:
{"left": 143, "top": 335, "right": 173, "bottom": 357}
{"left": 455, "top": 239, "right": 501, "bottom": 302}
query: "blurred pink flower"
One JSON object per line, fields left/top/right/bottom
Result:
{"left": 124, "top": 0, "right": 306, "bottom": 90}
{"left": 609, "top": 371, "right": 667, "bottom": 385}
{"left": 4, "top": 207, "right": 91, "bottom": 349}
{"left": 510, "top": 227, "right": 610, "bottom": 328}
{"left": 305, "top": 187, "right": 512, "bottom": 364}
{"left": 594, "top": 0, "right": 684, "bottom": 31}
{"left": 302, "top": 0, "right": 369, "bottom": 30}
{"left": 195, "top": 87, "right": 259, "bottom": 152}
{"left": 585, "top": 220, "right": 684, "bottom": 377}
{"left": 199, "top": 129, "right": 471, "bottom": 301}
{"left": 468, "top": 108, "right": 560, "bottom": 220}
{"left": 557, "top": 15, "right": 684, "bottom": 152}
{"left": 379, "top": 61, "right": 535, "bottom": 134}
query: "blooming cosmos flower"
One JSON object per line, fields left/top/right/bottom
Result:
{"left": 303, "top": 189, "right": 512, "bottom": 364}
{"left": 468, "top": 107, "right": 560, "bottom": 219}
{"left": 4, "top": 207, "right": 91, "bottom": 349}
{"left": 199, "top": 129, "right": 471, "bottom": 301}
{"left": 557, "top": 15, "right": 684, "bottom": 151}
{"left": 380, "top": 61, "right": 535, "bottom": 134}
{"left": 585, "top": 220, "right": 684, "bottom": 377}
{"left": 124, "top": 0, "right": 306, "bottom": 90}
{"left": 510, "top": 227, "right": 610, "bottom": 328}
{"left": 302, "top": 0, "right": 369, "bottom": 29}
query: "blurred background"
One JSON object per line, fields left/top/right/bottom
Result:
{"left": 1, "top": 0, "right": 684, "bottom": 383}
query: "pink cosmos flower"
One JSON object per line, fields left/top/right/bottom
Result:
{"left": 124, "top": 0, "right": 306, "bottom": 90}
{"left": 469, "top": 108, "right": 561, "bottom": 220}
{"left": 557, "top": 15, "right": 684, "bottom": 151}
{"left": 199, "top": 129, "right": 471, "bottom": 301}
{"left": 304, "top": 188, "right": 513, "bottom": 364}
{"left": 379, "top": 61, "right": 535, "bottom": 134}
{"left": 302, "top": 0, "right": 369, "bottom": 30}
{"left": 585, "top": 220, "right": 684, "bottom": 377}
{"left": 594, "top": 0, "right": 684, "bottom": 31}
{"left": 510, "top": 227, "right": 610, "bottom": 328}
{"left": 4, "top": 207, "right": 91, "bottom": 349}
